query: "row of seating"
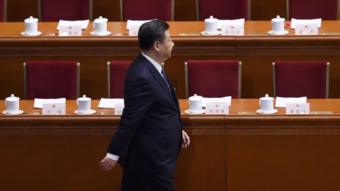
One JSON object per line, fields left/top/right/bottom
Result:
{"left": 22, "top": 60, "right": 329, "bottom": 99}
{"left": 0, "top": 0, "right": 338, "bottom": 21}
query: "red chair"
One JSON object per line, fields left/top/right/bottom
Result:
{"left": 39, "top": 0, "right": 92, "bottom": 21}
{"left": 273, "top": 61, "right": 330, "bottom": 98}
{"left": 24, "top": 61, "right": 80, "bottom": 99}
{"left": 0, "top": 0, "right": 7, "bottom": 21}
{"left": 288, "top": 0, "right": 338, "bottom": 19}
{"left": 197, "top": 0, "right": 250, "bottom": 20}
{"left": 185, "top": 60, "right": 242, "bottom": 98}
{"left": 121, "top": 0, "right": 174, "bottom": 20}
{"left": 107, "top": 61, "right": 130, "bottom": 98}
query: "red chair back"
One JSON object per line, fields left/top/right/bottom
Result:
{"left": 0, "top": 0, "right": 6, "bottom": 21}
{"left": 40, "top": 0, "right": 91, "bottom": 21}
{"left": 198, "top": 0, "right": 249, "bottom": 20}
{"left": 185, "top": 60, "right": 241, "bottom": 98}
{"left": 122, "top": 0, "right": 173, "bottom": 20}
{"left": 107, "top": 61, "right": 130, "bottom": 98}
{"left": 273, "top": 61, "right": 329, "bottom": 98}
{"left": 24, "top": 61, "right": 79, "bottom": 99}
{"left": 289, "top": 0, "right": 338, "bottom": 19}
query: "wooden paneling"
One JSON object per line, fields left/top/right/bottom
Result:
{"left": 93, "top": 0, "right": 121, "bottom": 21}
{"left": 251, "top": 0, "right": 287, "bottom": 20}
{"left": 1, "top": 99, "right": 340, "bottom": 191}
{"left": 7, "top": 0, "right": 38, "bottom": 21}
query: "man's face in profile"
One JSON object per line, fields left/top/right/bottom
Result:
{"left": 157, "top": 30, "right": 174, "bottom": 61}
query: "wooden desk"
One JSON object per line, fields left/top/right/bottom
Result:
{"left": 1, "top": 21, "right": 340, "bottom": 99}
{"left": 1, "top": 99, "right": 340, "bottom": 191}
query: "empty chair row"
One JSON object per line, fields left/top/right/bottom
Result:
{"left": 0, "top": 0, "right": 337, "bottom": 21}
{"left": 186, "top": 60, "right": 329, "bottom": 98}
{"left": 22, "top": 60, "right": 329, "bottom": 99}
{"left": 23, "top": 60, "right": 129, "bottom": 99}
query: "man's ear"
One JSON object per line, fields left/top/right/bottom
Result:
{"left": 154, "top": 41, "right": 161, "bottom": 52}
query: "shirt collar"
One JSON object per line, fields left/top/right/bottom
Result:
{"left": 141, "top": 52, "right": 164, "bottom": 75}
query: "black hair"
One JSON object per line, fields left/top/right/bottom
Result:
{"left": 138, "top": 20, "right": 169, "bottom": 51}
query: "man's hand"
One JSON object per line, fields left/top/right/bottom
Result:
{"left": 99, "top": 157, "right": 117, "bottom": 172}
{"left": 182, "top": 130, "right": 190, "bottom": 149}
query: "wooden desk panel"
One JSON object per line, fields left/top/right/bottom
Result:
{"left": 1, "top": 99, "right": 340, "bottom": 191}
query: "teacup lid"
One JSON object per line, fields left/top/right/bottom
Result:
{"left": 272, "top": 15, "right": 285, "bottom": 22}
{"left": 189, "top": 94, "right": 203, "bottom": 101}
{"left": 78, "top": 94, "right": 91, "bottom": 101}
{"left": 6, "top": 94, "right": 19, "bottom": 101}
{"left": 260, "top": 94, "right": 273, "bottom": 100}
{"left": 94, "top": 16, "right": 108, "bottom": 23}
{"left": 205, "top": 15, "right": 218, "bottom": 23}
{"left": 24, "top": 16, "right": 38, "bottom": 23}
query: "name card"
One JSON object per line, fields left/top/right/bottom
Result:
{"left": 295, "top": 24, "right": 319, "bottom": 35}
{"left": 205, "top": 102, "right": 229, "bottom": 115}
{"left": 221, "top": 24, "right": 244, "bottom": 36}
{"left": 114, "top": 102, "right": 124, "bottom": 115}
{"left": 219, "top": 19, "right": 245, "bottom": 36}
{"left": 42, "top": 103, "right": 66, "bottom": 115}
{"left": 128, "top": 24, "right": 140, "bottom": 36}
{"left": 58, "top": 25, "right": 82, "bottom": 36}
{"left": 286, "top": 102, "right": 310, "bottom": 114}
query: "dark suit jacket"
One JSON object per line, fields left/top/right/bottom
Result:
{"left": 107, "top": 54, "right": 182, "bottom": 176}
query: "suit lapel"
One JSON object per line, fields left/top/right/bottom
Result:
{"left": 138, "top": 54, "right": 181, "bottom": 113}
{"left": 152, "top": 70, "right": 175, "bottom": 99}
{"left": 139, "top": 54, "right": 175, "bottom": 101}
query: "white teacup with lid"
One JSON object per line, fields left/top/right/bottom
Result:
{"left": 270, "top": 15, "right": 286, "bottom": 35}
{"left": 22, "top": 16, "right": 41, "bottom": 36}
{"left": 188, "top": 94, "right": 204, "bottom": 114}
{"left": 4, "top": 94, "right": 21, "bottom": 115}
{"left": 77, "top": 95, "right": 93, "bottom": 114}
{"left": 204, "top": 16, "right": 219, "bottom": 35}
{"left": 91, "top": 16, "right": 111, "bottom": 36}
{"left": 258, "top": 94, "right": 276, "bottom": 114}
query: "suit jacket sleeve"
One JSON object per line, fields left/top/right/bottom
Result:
{"left": 107, "top": 75, "right": 154, "bottom": 158}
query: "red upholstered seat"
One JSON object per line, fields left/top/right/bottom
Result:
{"left": 273, "top": 61, "right": 330, "bottom": 98}
{"left": 24, "top": 61, "right": 80, "bottom": 99}
{"left": 107, "top": 61, "right": 130, "bottom": 98}
{"left": 0, "top": 0, "right": 6, "bottom": 21}
{"left": 288, "top": 0, "right": 338, "bottom": 19}
{"left": 185, "top": 60, "right": 242, "bottom": 98}
{"left": 197, "top": 0, "right": 249, "bottom": 20}
{"left": 40, "top": 0, "right": 92, "bottom": 21}
{"left": 122, "top": 0, "right": 173, "bottom": 20}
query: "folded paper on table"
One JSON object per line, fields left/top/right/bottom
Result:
{"left": 217, "top": 18, "right": 245, "bottom": 29}
{"left": 291, "top": 18, "right": 322, "bottom": 29}
{"left": 126, "top": 20, "right": 152, "bottom": 30}
{"left": 98, "top": 98, "right": 124, "bottom": 108}
{"left": 57, "top": 20, "right": 89, "bottom": 30}
{"left": 34, "top": 98, "right": 66, "bottom": 108}
{"left": 275, "top": 96, "right": 307, "bottom": 107}
{"left": 202, "top": 96, "right": 232, "bottom": 107}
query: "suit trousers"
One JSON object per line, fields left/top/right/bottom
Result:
{"left": 121, "top": 171, "right": 175, "bottom": 191}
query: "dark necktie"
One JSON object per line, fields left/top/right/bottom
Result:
{"left": 161, "top": 68, "right": 171, "bottom": 91}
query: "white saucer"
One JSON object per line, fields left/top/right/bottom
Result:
{"left": 267, "top": 30, "right": 289, "bottom": 35}
{"left": 90, "top": 31, "right": 111, "bottom": 36}
{"left": 201, "top": 31, "right": 220, "bottom": 36}
{"left": 2, "top": 110, "right": 24, "bottom": 115}
{"left": 74, "top": 109, "right": 96, "bottom": 115}
{"left": 256, "top": 109, "right": 278, "bottom": 114}
{"left": 20, "top": 31, "right": 42, "bottom": 37}
{"left": 184, "top": 109, "right": 205, "bottom": 114}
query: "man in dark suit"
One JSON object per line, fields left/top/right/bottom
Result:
{"left": 99, "top": 20, "right": 190, "bottom": 191}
